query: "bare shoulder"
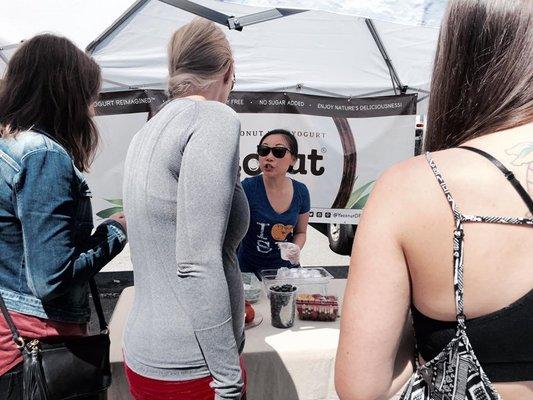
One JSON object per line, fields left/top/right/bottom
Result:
{"left": 363, "top": 152, "right": 459, "bottom": 234}
{"left": 377, "top": 148, "right": 467, "bottom": 191}
{"left": 373, "top": 154, "right": 437, "bottom": 201}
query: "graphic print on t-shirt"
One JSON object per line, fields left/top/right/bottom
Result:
{"left": 256, "top": 222, "right": 271, "bottom": 253}
{"left": 271, "top": 224, "right": 294, "bottom": 241}
{"left": 255, "top": 222, "right": 294, "bottom": 253}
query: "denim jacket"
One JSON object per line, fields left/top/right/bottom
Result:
{"left": 0, "top": 130, "right": 127, "bottom": 323}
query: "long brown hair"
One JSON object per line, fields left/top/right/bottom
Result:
{"left": 425, "top": 0, "right": 533, "bottom": 151}
{"left": 0, "top": 34, "right": 101, "bottom": 171}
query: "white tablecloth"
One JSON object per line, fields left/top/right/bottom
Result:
{"left": 107, "top": 279, "right": 347, "bottom": 400}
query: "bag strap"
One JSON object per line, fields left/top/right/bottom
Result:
{"left": 89, "top": 279, "right": 108, "bottom": 333}
{"left": 458, "top": 146, "right": 533, "bottom": 214}
{"left": 0, "top": 289, "right": 24, "bottom": 347}
{"left": 0, "top": 278, "right": 108, "bottom": 348}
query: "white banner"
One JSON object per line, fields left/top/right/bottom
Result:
{"left": 91, "top": 90, "right": 416, "bottom": 224}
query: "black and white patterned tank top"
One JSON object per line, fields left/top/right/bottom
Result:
{"left": 400, "top": 146, "right": 533, "bottom": 400}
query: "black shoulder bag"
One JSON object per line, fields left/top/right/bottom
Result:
{"left": 0, "top": 279, "right": 112, "bottom": 399}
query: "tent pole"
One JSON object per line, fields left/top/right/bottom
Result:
{"left": 102, "top": 78, "right": 136, "bottom": 90}
{"left": 0, "top": 43, "right": 21, "bottom": 51}
{"left": 0, "top": 50, "right": 8, "bottom": 65}
{"left": 365, "top": 19, "right": 407, "bottom": 94}
{"left": 158, "top": 0, "right": 231, "bottom": 26}
{"left": 86, "top": 0, "right": 307, "bottom": 54}
{"left": 227, "top": 8, "right": 306, "bottom": 30}
{"left": 158, "top": 0, "right": 305, "bottom": 31}
{"left": 0, "top": 42, "right": 23, "bottom": 67}
{"left": 86, "top": 0, "right": 151, "bottom": 54}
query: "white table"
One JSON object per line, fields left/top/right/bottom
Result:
{"left": 107, "top": 279, "right": 347, "bottom": 400}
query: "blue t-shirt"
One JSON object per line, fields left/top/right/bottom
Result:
{"left": 238, "top": 175, "right": 310, "bottom": 275}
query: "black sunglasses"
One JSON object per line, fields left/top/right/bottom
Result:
{"left": 257, "top": 144, "right": 291, "bottom": 158}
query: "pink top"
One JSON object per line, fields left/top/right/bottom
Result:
{"left": 0, "top": 311, "right": 87, "bottom": 375}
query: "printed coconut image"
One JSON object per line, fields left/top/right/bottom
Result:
{"left": 97, "top": 199, "right": 123, "bottom": 219}
{"left": 346, "top": 179, "right": 375, "bottom": 210}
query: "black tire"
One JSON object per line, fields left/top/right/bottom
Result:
{"left": 327, "top": 224, "right": 356, "bottom": 255}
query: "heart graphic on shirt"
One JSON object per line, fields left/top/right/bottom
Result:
{"left": 271, "top": 224, "right": 294, "bottom": 241}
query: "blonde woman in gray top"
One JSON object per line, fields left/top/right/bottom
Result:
{"left": 122, "top": 18, "right": 249, "bottom": 400}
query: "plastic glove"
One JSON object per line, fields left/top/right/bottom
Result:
{"left": 277, "top": 242, "right": 301, "bottom": 265}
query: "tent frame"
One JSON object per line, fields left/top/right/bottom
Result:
{"left": 84, "top": 0, "right": 413, "bottom": 98}
{"left": 0, "top": 43, "right": 20, "bottom": 65}
{"left": 365, "top": 19, "right": 407, "bottom": 95}
{"left": 86, "top": 0, "right": 305, "bottom": 52}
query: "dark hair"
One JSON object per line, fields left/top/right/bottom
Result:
{"left": 0, "top": 34, "right": 102, "bottom": 172}
{"left": 424, "top": 0, "right": 533, "bottom": 152}
{"left": 259, "top": 129, "right": 299, "bottom": 156}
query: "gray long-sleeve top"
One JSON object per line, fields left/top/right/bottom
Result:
{"left": 122, "top": 98, "right": 249, "bottom": 399}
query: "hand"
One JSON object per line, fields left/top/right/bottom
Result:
{"left": 277, "top": 242, "right": 300, "bottom": 265}
{"left": 108, "top": 211, "right": 127, "bottom": 233}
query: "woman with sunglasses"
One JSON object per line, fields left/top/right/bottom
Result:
{"left": 238, "top": 129, "right": 310, "bottom": 276}
{"left": 122, "top": 18, "right": 247, "bottom": 400}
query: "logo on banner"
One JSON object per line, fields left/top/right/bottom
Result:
{"left": 241, "top": 149, "right": 325, "bottom": 177}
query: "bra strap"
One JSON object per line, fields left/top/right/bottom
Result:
{"left": 425, "top": 152, "right": 463, "bottom": 221}
{"left": 459, "top": 146, "right": 533, "bottom": 214}
{"left": 425, "top": 152, "right": 466, "bottom": 329}
{"left": 452, "top": 223, "right": 466, "bottom": 331}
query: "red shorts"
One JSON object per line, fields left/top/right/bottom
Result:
{"left": 125, "top": 358, "right": 247, "bottom": 400}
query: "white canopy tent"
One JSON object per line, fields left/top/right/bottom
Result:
{"left": 80, "top": 0, "right": 439, "bottom": 229}
{"left": 0, "top": 0, "right": 442, "bottom": 248}
{"left": 86, "top": 0, "right": 439, "bottom": 110}
{"left": 1, "top": 0, "right": 440, "bottom": 111}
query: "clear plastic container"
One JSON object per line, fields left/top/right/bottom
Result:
{"left": 269, "top": 286, "right": 297, "bottom": 329}
{"left": 296, "top": 294, "right": 339, "bottom": 321}
{"left": 242, "top": 272, "right": 262, "bottom": 303}
{"left": 259, "top": 267, "right": 333, "bottom": 296}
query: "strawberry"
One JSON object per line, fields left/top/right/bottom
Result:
{"left": 245, "top": 301, "right": 255, "bottom": 323}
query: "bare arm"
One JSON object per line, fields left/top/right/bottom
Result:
{"left": 292, "top": 212, "right": 309, "bottom": 249}
{"left": 335, "top": 165, "right": 414, "bottom": 400}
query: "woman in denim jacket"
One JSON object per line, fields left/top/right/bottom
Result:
{"left": 0, "top": 34, "right": 128, "bottom": 399}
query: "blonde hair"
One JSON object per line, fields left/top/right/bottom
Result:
{"left": 168, "top": 18, "right": 233, "bottom": 98}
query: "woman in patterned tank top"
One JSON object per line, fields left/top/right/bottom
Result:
{"left": 336, "top": 1, "right": 533, "bottom": 399}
